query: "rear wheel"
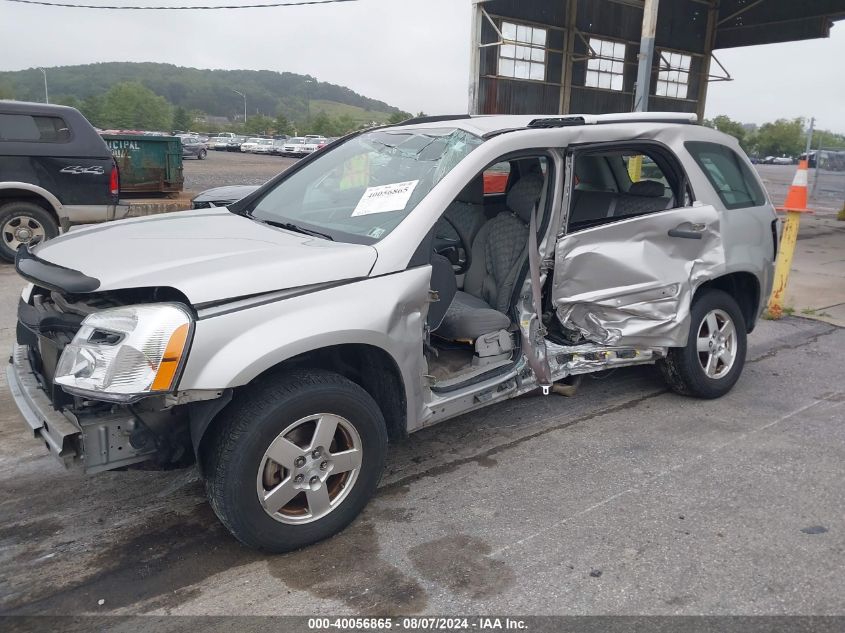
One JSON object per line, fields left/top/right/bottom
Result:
{"left": 659, "top": 289, "right": 747, "bottom": 399}
{"left": 0, "top": 201, "right": 59, "bottom": 263}
{"left": 202, "top": 369, "right": 388, "bottom": 552}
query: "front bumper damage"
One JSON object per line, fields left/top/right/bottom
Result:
{"left": 7, "top": 343, "right": 157, "bottom": 474}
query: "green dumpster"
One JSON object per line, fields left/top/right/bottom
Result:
{"left": 102, "top": 134, "right": 184, "bottom": 194}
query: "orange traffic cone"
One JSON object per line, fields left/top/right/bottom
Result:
{"left": 777, "top": 159, "right": 812, "bottom": 213}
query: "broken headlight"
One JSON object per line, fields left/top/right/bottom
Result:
{"left": 55, "top": 304, "right": 192, "bottom": 402}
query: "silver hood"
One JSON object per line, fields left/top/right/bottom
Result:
{"left": 31, "top": 209, "right": 378, "bottom": 304}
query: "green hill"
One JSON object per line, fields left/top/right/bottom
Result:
{"left": 0, "top": 62, "right": 399, "bottom": 123}
{"left": 309, "top": 99, "right": 393, "bottom": 125}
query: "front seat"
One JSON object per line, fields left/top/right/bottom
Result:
{"left": 440, "top": 175, "right": 486, "bottom": 248}
{"left": 435, "top": 173, "right": 545, "bottom": 341}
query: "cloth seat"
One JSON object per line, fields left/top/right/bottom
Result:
{"left": 441, "top": 176, "right": 486, "bottom": 247}
{"left": 435, "top": 173, "right": 545, "bottom": 341}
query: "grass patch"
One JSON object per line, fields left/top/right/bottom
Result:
{"left": 838, "top": 204, "right": 845, "bottom": 221}
{"left": 309, "top": 100, "right": 392, "bottom": 124}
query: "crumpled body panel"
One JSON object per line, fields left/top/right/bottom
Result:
{"left": 553, "top": 205, "right": 724, "bottom": 348}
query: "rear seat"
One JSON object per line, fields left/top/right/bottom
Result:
{"left": 570, "top": 179, "right": 673, "bottom": 224}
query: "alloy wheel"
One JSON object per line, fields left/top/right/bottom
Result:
{"left": 2, "top": 215, "right": 46, "bottom": 251}
{"left": 696, "top": 308, "right": 737, "bottom": 379}
{"left": 256, "top": 413, "right": 362, "bottom": 524}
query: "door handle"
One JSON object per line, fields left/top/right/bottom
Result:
{"left": 668, "top": 227, "right": 703, "bottom": 240}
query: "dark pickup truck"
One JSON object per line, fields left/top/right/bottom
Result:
{"left": 0, "top": 101, "right": 127, "bottom": 262}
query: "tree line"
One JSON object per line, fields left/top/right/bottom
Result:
{"left": 703, "top": 115, "right": 845, "bottom": 157}
{"left": 38, "top": 81, "right": 415, "bottom": 137}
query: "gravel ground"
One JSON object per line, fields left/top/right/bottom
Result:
{"left": 183, "top": 150, "right": 298, "bottom": 193}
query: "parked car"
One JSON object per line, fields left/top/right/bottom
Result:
{"left": 8, "top": 112, "right": 778, "bottom": 552}
{"left": 226, "top": 136, "right": 246, "bottom": 152}
{"left": 240, "top": 137, "right": 262, "bottom": 153}
{"left": 280, "top": 137, "right": 308, "bottom": 157}
{"left": 303, "top": 136, "right": 328, "bottom": 154}
{"left": 191, "top": 184, "right": 259, "bottom": 209}
{"left": 253, "top": 138, "right": 276, "bottom": 154}
{"left": 0, "top": 101, "right": 126, "bottom": 262}
{"left": 772, "top": 156, "right": 794, "bottom": 165}
{"left": 181, "top": 136, "right": 208, "bottom": 160}
{"left": 270, "top": 138, "right": 289, "bottom": 156}
{"left": 210, "top": 137, "right": 229, "bottom": 151}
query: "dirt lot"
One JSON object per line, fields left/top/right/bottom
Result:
{"left": 182, "top": 150, "right": 297, "bottom": 193}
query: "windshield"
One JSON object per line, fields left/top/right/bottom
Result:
{"left": 259, "top": 139, "right": 273, "bottom": 145}
{"left": 245, "top": 127, "right": 482, "bottom": 243}
{"left": 287, "top": 138, "right": 305, "bottom": 145}
{"left": 246, "top": 138, "right": 261, "bottom": 144}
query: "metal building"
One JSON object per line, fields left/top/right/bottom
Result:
{"left": 468, "top": 0, "right": 845, "bottom": 118}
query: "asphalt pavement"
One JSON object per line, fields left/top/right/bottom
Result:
{"left": 0, "top": 258, "right": 842, "bottom": 616}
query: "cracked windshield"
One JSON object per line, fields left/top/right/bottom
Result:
{"left": 246, "top": 128, "right": 482, "bottom": 242}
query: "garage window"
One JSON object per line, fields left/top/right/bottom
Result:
{"left": 585, "top": 38, "right": 625, "bottom": 91}
{"left": 656, "top": 51, "right": 691, "bottom": 99}
{"left": 0, "top": 114, "right": 71, "bottom": 143}
{"left": 498, "top": 21, "right": 547, "bottom": 82}
{"left": 685, "top": 141, "right": 765, "bottom": 209}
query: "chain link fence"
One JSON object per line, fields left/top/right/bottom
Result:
{"left": 810, "top": 148, "right": 845, "bottom": 214}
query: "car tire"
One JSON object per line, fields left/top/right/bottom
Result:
{"left": 202, "top": 369, "right": 388, "bottom": 552}
{"left": 0, "top": 201, "right": 59, "bottom": 263}
{"left": 198, "top": 149, "right": 207, "bottom": 160}
{"left": 658, "top": 289, "right": 747, "bottom": 399}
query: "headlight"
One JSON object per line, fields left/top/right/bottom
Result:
{"left": 55, "top": 303, "right": 192, "bottom": 401}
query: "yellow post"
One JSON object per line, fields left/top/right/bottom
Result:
{"left": 627, "top": 155, "right": 643, "bottom": 182}
{"left": 766, "top": 211, "right": 802, "bottom": 319}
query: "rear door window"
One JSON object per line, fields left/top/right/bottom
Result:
{"left": 685, "top": 141, "right": 765, "bottom": 209}
{"left": 0, "top": 114, "right": 71, "bottom": 142}
{"left": 568, "top": 147, "right": 683, "bottom": 232}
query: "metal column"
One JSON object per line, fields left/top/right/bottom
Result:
{"left": 633, "top": 0, "right": 659, "bottom": 112}
{"left": 468, "top": 0, "right": 484, "bottom": 114}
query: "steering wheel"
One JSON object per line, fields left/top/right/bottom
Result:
{"left": 438, "top": 214, "right": 473, "bottom": 276}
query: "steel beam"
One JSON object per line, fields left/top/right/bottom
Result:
{"left": 633, "top": 0, "right": 659, "bottom": 112}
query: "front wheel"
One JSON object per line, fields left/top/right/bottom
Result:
{"left": 658, "top": 289, "right": 747, "bottom": 399}
{"left": 198, "top": 149, "right": 207, "bottom": 160}
{"left": 0, "top": 201, "right": 59, "bottom": 263}
{"left": 202, "top": 369, "right": 388, "bottom": 552}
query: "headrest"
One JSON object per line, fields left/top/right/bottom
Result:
{"left": 629, "top": 179, "right": 665, "bottom": 197}
{"left": 456, "top": 175, "right": 484, "bottom": 205}
{"left": 506, "top": 173, "right": 545, "bottom": 223}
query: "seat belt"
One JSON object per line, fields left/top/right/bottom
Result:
{"left": 523, "top": 203, "right": 553, "bottom": 394}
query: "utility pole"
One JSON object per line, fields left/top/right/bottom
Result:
{"left": 232, "top": 89, "right": 247, "bottom": 124}
{"left": 804, "top": 116, "right": 815, "bottom": 158}
{"left": 38, "top": 68, "right": 49, "bottom": 104}
{"left": 633, "top": 0, "right": 659, "bottom": 112}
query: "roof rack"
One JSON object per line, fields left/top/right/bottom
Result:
{"left": 527, "top": 116, "right": 586, "bottom": 128}
{"left": 527, "top": 112, "right": 698, "bottom": 128}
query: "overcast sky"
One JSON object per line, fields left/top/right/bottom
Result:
{"left": 1, "top": 0, "right": 843, "bottom": 133}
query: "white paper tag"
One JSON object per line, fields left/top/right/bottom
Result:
{"left": 351, "top": 180, "right": 419, "bottom": 217}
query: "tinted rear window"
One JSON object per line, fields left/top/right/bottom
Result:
{"left": 0, "top": 114, "right": 71, "bottom": 143}
{"left": 685, "top": 141, "right": 765, "bottom": 209}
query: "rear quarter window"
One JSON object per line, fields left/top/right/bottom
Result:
{"left": 685, "top": 141, "right": 765, "bottom": 209}
{"left": 0, "top": 113, "right": 72, "bottom": 143}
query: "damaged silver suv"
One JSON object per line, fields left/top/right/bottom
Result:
{"left": 8, "top": 113, "right": 778, "bottom": 551}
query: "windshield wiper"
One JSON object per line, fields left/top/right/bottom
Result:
{"left": 260, "top": 219, "right": 334, "bottom": 241}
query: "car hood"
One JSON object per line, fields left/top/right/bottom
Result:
{"left": 31, "top": 209, "right": 378, "bottom": 305}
